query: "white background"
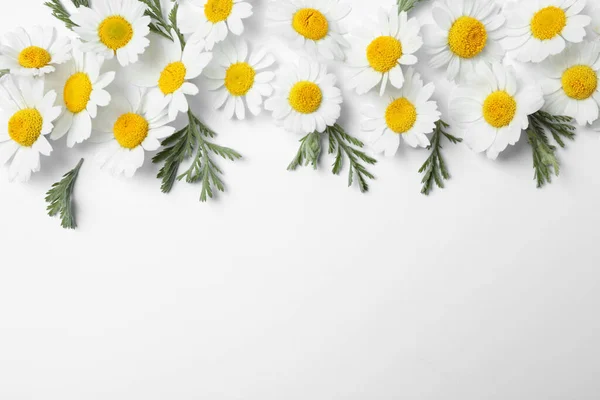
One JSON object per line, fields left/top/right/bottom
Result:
{"left": 1, "top": 0, "right": 600, "bottom": 399}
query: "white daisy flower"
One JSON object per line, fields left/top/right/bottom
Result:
{"left": 541, "top": 41, "right": 600, "bottom": 126}
{"left": 179, "top": 0, "right": 253, "bottom": 51}
{"left": 132, "top": 31, "right": 212, "bottom": 121}
{"left": 449, "top": 63, "right": 544, "bottom": 160}
{"left": 361, "top": 68, "right": 440, "bottom": 157}
{"left": 348, "top": 8, "right": 422, "bottom": 96}
{"left": 268, "top": 0, "right": 351, "bottom": 61}
{"left": 71, "top": 0, "right": 151, "bottom": 67}
{"left": 423, "top": 0, "right": 506, "bottom": 83}
{"left": 0, "top": 26, "right": 71, "bottom": 77}
{"left": 0, "top": 76, "right": 61, "bottom": 182}
{"left": 264, "top": 59, "right": 342, "bottom": 134}
{"left": 47, "top": 46, "right": 115, "bottom": 148}
{"left": 204, "top": 39, "right": 274, "bottom": 120}
{"left": 92, "top": 87, "right": 175, "bottom": 177}
{"left": 584, "top": 2, "right": 600, "bottom": 37}
{"left": 503, "top": 0, "right": 591, "bottom": 63}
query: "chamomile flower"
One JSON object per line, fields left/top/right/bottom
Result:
{"left": 0, "top": 26, "right": 71, "bottom": 77}
{"left": 48, "top": 47, "right": 115, "bottom": 147}
{"left": 179, "top": 0, "right": 253, "bottom": 51}
{"left": 204, "top": 39, "right": 274, "bottom": 119}
{"left": 423, "top": 0, "right": 506, "bottom": 83}
{"left": 361, "top": 68, "right": 440, "bottom": 157}
{"left": 268, "top": 0, "right": 351, "bottom": 61}
{"left": 584, "top": 2, "right": 600, "bottom": 36}
{"left": 540, "top": 42, "right": 600, "bottom": 126}
{"left": 348, "top": 8, "right": 422, "bottom": 96}
{"left": 503, "top": 0, "right": 591, "bottom": 63}
{"left": 264, "top": 60, "right": 342, "bottom": 134}
{"left": 450, "top": 63, "right": 544, "bottom": 160}
{"left": 92, "top": 87, "right": 175, "bottom": 177}
{"left": 71, "top": 0, "right": 151, "bottom": 66}
{"left": 0, "top": 76, "right": 61, "bottom": 182}
{"left": 132, "top": 31, "right": 212, "bottom": 121}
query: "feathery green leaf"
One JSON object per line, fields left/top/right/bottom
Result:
{"left": 418, "top": 120, "right": 462, "bottom": 195}
{"left": 45, "top": 158, "right": 84, "bottom": 230}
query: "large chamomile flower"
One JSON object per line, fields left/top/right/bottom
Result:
{"left": 0, "top": 26, "right": 71, "bottom": 77}
{"left": 264, "top": 60, "right": 342, "bottom": 134}
{"left": 72, "top": 0, "right": 151, "bottom": 66}
{"left": 92, "top": 88, "right": 175, "bottom": 177}
{"left": 361, "top": 68, "right": 440, "bottom": 157}
{"left": 423, "top": 0, "right": 506, "bottom": 83}
{"left": 204, "top": 39, "right": 274, "bottom": 119}
{"left": 0, "top": 76, "right": 61, "bottom": 182}
{"left": 348, "top": 8, "right": 422, "bottom": 96}
{"left": 450, "top": 63, "right": 544, "bottom": 160}
{"left": 503, "top": 0, "right": 591, "bottom": 63}
{"left": 132, "top": 31, "right": 212, "bottom": 121}
{"left": 541, "top": 42, "right": 600, "bottom": 126}
{"left": 179, "top": 0, "right": 253, "bottom": 50}
{"left": 48, "top": 47, "right": 115, "bottom": 147}
{"left": 268, "top": 0, "right": 351, "bottom": 61}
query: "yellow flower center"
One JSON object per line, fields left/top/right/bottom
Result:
{"left": 64, "top": 72, "right": 93, "bottom": 114}
{"left": 288, "top": 81, "right": 323, "bottom": 114}
{"left": 204, "top": 0, "right": 233, "bottom": 23}
{"left": 224, "top": 62, "right": 256, "bottom": 96}
{"left": 292, "top": 8, "right": 329, "bottom": 41}
{"left": 561, "top": 65, "right": 598, "bottom": 100}
{"left": 8, "top": 108, "right": 43, "bottom": 147}
{"left": 482, "top": 91, "right": 517, "bottom": 128}
{"left": 385, "top": 98, "right": 417, "bottom": 134}
{"left": 113, "top": 113, "right": 149, "bottom": 149}
{"left": 158, "top": 61, "right": 187, "bottom": 95}
{"left": 366, "top": 36, "right": 403, "bottom": 73}
{"left": 448, "top": 16, "right": 487, "bottom": 59}
{"left": 98, "top": 16, "right": 134, "bottom": 51}
{"left": 18, "top": 46, "right": 51, "bottom": 69}
{"left": 530, "top": 6, "right": 566, "bottom": 40}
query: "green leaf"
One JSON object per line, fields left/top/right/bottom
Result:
{"left": 139, "top": 0, "right": 174, "bottom": 40}
{"left": 418, "top": 120, "right": 462, "bottom": 195}
{"left": 397, "top": 0, "right": 425, "bottom": 13}
{"left": 44, "top": 0, "right": 76, "bottom": 29}
{"left": 45, "top": 158, "right": 84, "bottom": 230}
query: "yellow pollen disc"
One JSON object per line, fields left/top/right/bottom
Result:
{"left": 366, "top": 36, "right": 403, "bottom": 73}
{"left": 385, "top": 98, "right": 417, "bottom": 134}
{"left": 224, "top": 62, "right": 256, "bottom": 96}
{"left": 158, "top": 61, "right": 187, "bottom": 95}
{"left": 530, "top": 6, "right": 566, "bottom": 40}
{"left": 64, "top": 72, "right": 93, "bottom": 114}
{"left": 482, "top": 91, "right": 517, "bottom": 128}
{"left": 8, "top": 108, "right": 43, "bottom": 147}
{"left": 561, "top": 65, "right": 598, "bottom": 100}
{"left": 292, "top": 8, "right": 329, "bottom": 41}
{"left": 113, "top": 113, "right": 149, "bottom": 149}
{"left": 18, "top": 46, "right": 51, "bottom": 69}
{"left": 204, "top": 0, "right": 234, "bottom": 23}
{"left": 448, "top": 16, "right": 488, "bottom": 59}
{"left": 98, "top": 16, "right": 134, "bottom": 51}
{"left": 288, "top": 81, "right": 323, "bottom": 114}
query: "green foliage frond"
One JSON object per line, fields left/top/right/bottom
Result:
{"left": 418, "top": 120, "right": 462, "bottom": 195}
{"left": 45, "top": 158, "right": 84, "bottom": 230}
{"left": 139, "top": 0, "right": 174, "bottom": 40}
{"left": 397, "top": 0, "right": 425, "bottom": 13}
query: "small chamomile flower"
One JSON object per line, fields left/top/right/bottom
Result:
{"left": 204, "top": 39, "right": 274, "bottom": 120}
{"left": 47, "top": 46, "right": 115, "bottom": 148}
{"left": 179, "top": 0, "right": 253, "bottom": 51}
{"left": 540, "top": 42, "right": 600, "bottom": 126}
{"left": 92, "top": 87, "right": 175, "bottom": 177}
{"left": 132, "top": 31, "right": 212, "bottom": 121}
{"left": 450, "top": 63, "right": 544, "bottom": 160}
{"left": 361, "top": 68, "right": 440, "bottom": 157}
{"left": 0, "top": 26, "right": 71, "bottom": 77}
{"left": 423, "top": 0, "right": 506, "bottom": 83}
{"left": 0, "top": 76, "right": 61, "bottom": 182}
{"left": 268, "top": 0, "right": 351, "bottom": 61}
{"left": 72, "top": 0, "right": 151, "bottom": 67}
{"left": 503, "top": 0, "right": 591, "bottom": 63}
{"left": 264, "top": 59, "right": 342, "bottom": 134}
{"left": 348, "top": 8, "right": 422, "bottom": 96}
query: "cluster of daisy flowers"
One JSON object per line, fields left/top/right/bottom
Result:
{"left": 1, "top": 0, "right": 600, "bottom": 228}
